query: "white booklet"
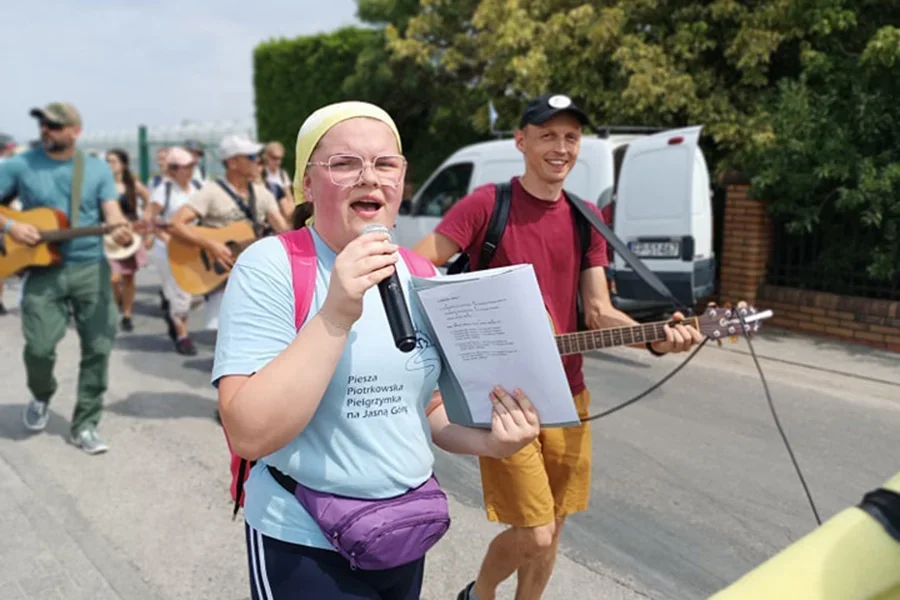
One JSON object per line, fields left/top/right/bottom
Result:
{"left": 410, "top": 264, "right": 580, "bottom": 428}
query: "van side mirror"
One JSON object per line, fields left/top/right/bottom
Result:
{"left": 399, "top": 200, "right": 412, "bottom": 215}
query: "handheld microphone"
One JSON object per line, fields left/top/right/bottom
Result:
{"left": 360, "top": 224, "right": 417, "bottom": 353}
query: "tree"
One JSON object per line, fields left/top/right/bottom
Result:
{"left": 387, "top": 0, "right": 900, "bottom": 279}
{"left": 254, "top": 27, "right": 380, "bottom": 176}
{"left": 349, "top": 0, "right": 491, "bottom": 185}
{"left": 741, "top": 15, "right": 900, "bottom": 280}
{"left": 253, "top": 3, "right": 489, "bottom": 188}
{"left": 388, "top": 0, "right": 797, "bottom": 158}
{"left": 341, "top": 29, "right": 489, "bottom": 187}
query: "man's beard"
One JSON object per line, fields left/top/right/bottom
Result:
{"left": 41, "top": 135, "right": 70, "bottom": 153}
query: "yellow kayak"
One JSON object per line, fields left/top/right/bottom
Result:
{"left": 710, "top": 472, "right": 900, "bottom": 600}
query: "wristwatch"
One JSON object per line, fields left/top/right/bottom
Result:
{"left": 2, "top": 219, "right": 14, "bottom": 233}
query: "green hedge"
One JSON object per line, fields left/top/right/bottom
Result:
{"left": 253, "top": 26, "right": 488, "bottom": 189}
{"left": 254, "top": 27, "right": 380, "bottom": 183}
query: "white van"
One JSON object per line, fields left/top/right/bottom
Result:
{"left": 394, "top": 126, "right": 715, "bottom": 317}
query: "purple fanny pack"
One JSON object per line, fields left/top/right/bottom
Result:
{"left": 267, "top": 465, "right": 451, "bottom": 570}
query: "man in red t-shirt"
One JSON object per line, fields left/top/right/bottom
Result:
{"left": 413, "top": 93, "right": 702, "bottom": 600}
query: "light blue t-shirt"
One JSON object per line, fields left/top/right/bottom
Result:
{"left": 212, "top": 228, "right": 443, "bottom": 548}
{"left": 0, "top": 148, "right": 118, "bottom": 264}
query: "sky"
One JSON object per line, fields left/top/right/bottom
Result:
{"left": 0, "top": 0, "right": 360, "bottom": 144}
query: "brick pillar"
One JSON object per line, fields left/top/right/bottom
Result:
{"left": 718, "top": 184, "right": 772, "bottom": 307}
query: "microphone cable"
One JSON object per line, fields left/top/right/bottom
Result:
{"left": 736, "top": 307, "right": 822, "bottom": 526}
{"left": 580, "top": 338, "right": 708, "bottom": 423}
{"left": 579, "top": 305, "right": 823, "bottom": 527}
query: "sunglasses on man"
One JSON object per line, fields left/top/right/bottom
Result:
{"left": 40, "top": 121, "right": 65, "bottom": 131}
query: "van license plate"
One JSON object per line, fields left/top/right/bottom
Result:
{"left": 629, "top": 241, "right": 681, "bottom": 258}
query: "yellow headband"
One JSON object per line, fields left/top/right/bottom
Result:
{"left": 293, "top": 101, "right": 402, "bottom": 206}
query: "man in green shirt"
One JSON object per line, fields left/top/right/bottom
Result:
{"left": 0, "top": 102, "right": 133, "bottom": 454}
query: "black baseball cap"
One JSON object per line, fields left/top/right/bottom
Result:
{"left": 519, "top": 94, "right": 591, "bottom": 129}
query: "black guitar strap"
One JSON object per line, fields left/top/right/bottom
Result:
{"left": 215, "top": 178, "right": 263, "bottom": 238}
{"left": 565, "top": 191, "right": 684, "bottom": 310}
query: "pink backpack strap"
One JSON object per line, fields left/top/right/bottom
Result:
{"left": 399, "top": 247, "right": 438, "bottom": 278}
{"left": 277, "top": 228, "right": 318, "bottom": 331}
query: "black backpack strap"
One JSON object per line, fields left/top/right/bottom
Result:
{"left": 476, "top": 181, "right": 512, "bottom": 271}
{"left": 563, "top": 191, "right": 594, "bottom": 331}
{"left": 564, "top": 190, "right": 592, "bottom": 271}
{"left": 564, "top": 192, "right": 684, "bottom": 310}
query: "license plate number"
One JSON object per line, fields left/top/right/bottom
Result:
{"left": 629, "top": 241, "right": 681, "bottom": 258}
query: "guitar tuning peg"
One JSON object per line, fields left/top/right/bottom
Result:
{"left": 737, "top": 300, "right": 747, "bottom": 309}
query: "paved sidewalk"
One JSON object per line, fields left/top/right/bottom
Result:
{"left": 714, "top": 325, "right": 899, "bottom": 385}
{"left": 0, "top": 273, "right": 645, "bottom": 600}
{"left": 0, "top": 455, "right": 122, "bottom": 600}
{"left": 0, "top": 271, "right": 894, "bottom": 600}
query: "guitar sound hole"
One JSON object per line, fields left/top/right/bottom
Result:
{"left": 0, "top": 237, "right": 6, "bottom": 257}
{"left": 209, "top": 240, "right": 242, "bottom": 275}
{"left": 199, "top": 249, "right": 212, "bottom": 271}
{"left": 199, "top": 240, "right": 241, "bottom": 276}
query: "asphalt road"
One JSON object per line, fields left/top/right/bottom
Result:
{"left": 0, "top": 271, "right": 897, "bottom": 599}
{"left": 435, "top": 333, "right": 899, "bottom": 599}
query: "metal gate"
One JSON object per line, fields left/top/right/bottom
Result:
{"left": 77, "top": 119, "right": 257, "bottom": 184}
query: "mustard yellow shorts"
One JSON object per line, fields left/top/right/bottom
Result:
{"left": 478, "top": 388, "right": 592, "bottom": 528}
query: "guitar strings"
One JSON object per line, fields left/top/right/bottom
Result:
{"left": 580, "top": 307, "right": 823, "bottom": 528}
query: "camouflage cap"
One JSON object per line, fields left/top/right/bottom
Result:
{"left": 29, "top": 102, "right": 82, "bottom": 127}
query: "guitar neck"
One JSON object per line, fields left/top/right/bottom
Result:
{"left": 556, "top": 317, "right": 700, "bottom": 356}
{"left": 41, "top": 226, "right": 109, "bottom": 243}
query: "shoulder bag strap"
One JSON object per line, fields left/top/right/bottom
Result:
{"left": 70, "top": 149, "right": 85, "bottom": 228}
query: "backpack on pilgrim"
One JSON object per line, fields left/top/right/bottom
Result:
{"left": 225, "top": 227, "right": 438, "bottom": 518}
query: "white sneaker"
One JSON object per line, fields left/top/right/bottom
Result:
{"left": 23, "top": 398, "right": 49, "bottom": 432}
{"left": 68, "top": 428, "right": 109, "bottom": 455}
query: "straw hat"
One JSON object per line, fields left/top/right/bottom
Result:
{"left": 103, "top": 231, "right": 142, "bottom": 261}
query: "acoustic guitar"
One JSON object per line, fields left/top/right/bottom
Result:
{"left": 0, "top": 206, "right": 153, "bottom": 279}
{"left": 167, "top": 220, "right": 257, "bottom": 296}
{"left": 553, "top": 302, "right": 772, "bottom": 356}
